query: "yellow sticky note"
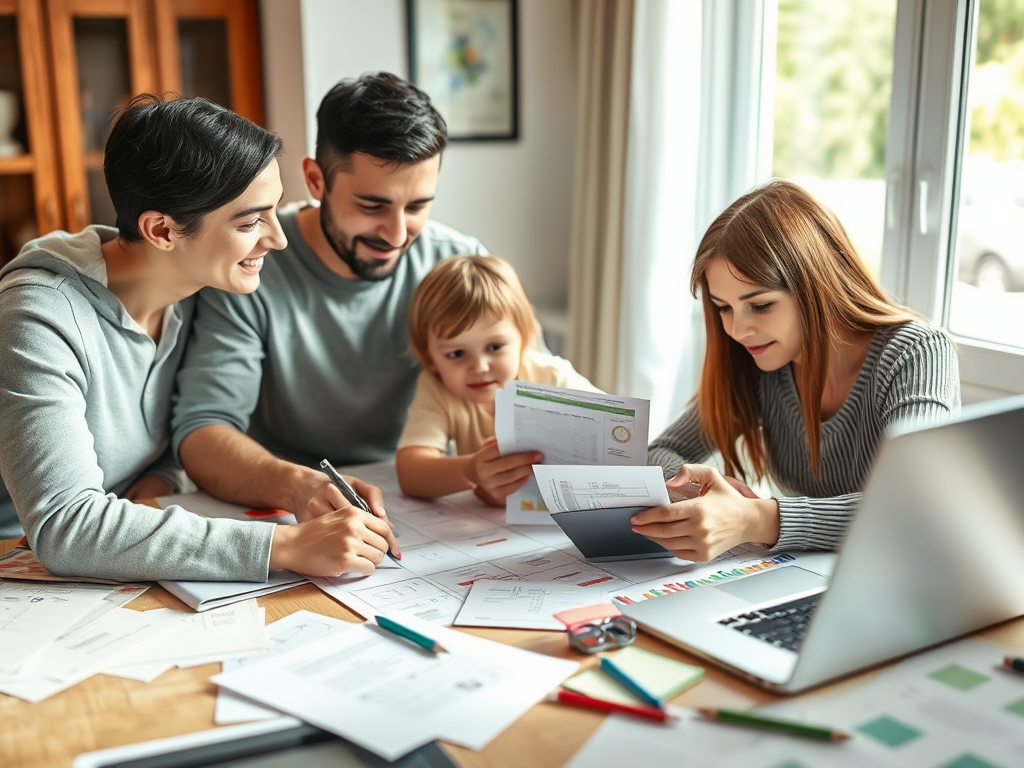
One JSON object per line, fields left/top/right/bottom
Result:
{"left": 562, "top": 646, "right": 704, "bottom": 706}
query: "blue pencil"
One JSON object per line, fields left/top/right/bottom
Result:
{"left": 600, "top": 655, "right": 664, "bottom": 709}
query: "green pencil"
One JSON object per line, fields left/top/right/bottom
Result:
{"left": 375, "top": 614, "right": 449, "bottom": 654}
{"left": 696, "top": 708, "right": 850, "bottom": 741}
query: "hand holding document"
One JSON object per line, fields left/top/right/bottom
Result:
{"left": 495, "top": 382, "right": 652, "bottom": 524}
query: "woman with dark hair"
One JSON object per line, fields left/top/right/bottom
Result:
{"left": 637, "top": 180, "right": 960, "bottom": 561}
{"left": 0, "top": 95, "right": 398, "bottom": 582}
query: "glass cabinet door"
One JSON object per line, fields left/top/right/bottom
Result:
{"left": 0, "top": 0, "right": 60, "bottom": 264}
{"left": 155, "top": 0, "right": 264, "bottom": 125}
{"left": 47, "top": 0, "right": 157, "bottom": 232}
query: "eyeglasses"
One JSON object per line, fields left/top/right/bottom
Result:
{"left": 566, "top": 616, "right": 637, "bottom": 654}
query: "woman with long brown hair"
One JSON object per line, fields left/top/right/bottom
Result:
{"left": 637, "top": 180, "right": 959, "bottom": 561}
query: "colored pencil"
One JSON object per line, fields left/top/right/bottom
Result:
{"left": 599, "top": 655, "right": 664, "bottom": 709}
{"left": 375, "top": 615, "right": 448, "bottom": 654}
{"left": 1003, "top": 655, "right": 1024, "bottom": 676}
{"left": 549, "top": 690, "right": 676, "bottom": 723}
{"left": 696, "top": 708, "right": 849, "bottom": 741}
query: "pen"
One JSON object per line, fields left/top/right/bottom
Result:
{"left": 320, "top": 459, "right": 372, "bottom": 513}
{"left": 1003, "top": 655, "right": 1024, "bottom": 676}
{"left": 320, "top": 459, "right": 399, "bottom": 560}
{"left": 599, "top": 655, "right": 663, "bottom": 709}
{"left": 375, "top": 614, "right": 448, "bottom": 654}
{"left": 549, "top": 690, "right": 676, "bottom": 723}
{"left": 696, "top": 708, "right": 850, "bottom": 741}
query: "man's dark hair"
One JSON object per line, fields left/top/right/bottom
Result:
{"left": 104, "top": 94, "right": 284, "bottom": 242}
{"left": 315, "top": 72, "right": 447, "bottom": 185}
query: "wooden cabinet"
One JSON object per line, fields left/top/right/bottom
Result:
{"left": 0, "top": 0, "right": 264, "bottom": 264}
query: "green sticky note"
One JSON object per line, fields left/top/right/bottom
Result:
{"left": 562, "top": 646, "right": 704, "bottom": 706}
{"left": 855, "top": 715, "right": 922, "bottom": 748}
{"left": 928, "top": 663, "right": 990, "bottom": 691}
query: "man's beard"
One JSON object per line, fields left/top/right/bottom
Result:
{"left": 319, "top": 205, "right": 409, "bottom": 281}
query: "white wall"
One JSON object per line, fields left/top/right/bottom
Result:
{"left": 260, "top": 0, "right": 576, "bottom": 311}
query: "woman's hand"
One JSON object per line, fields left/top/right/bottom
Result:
{"left": 269, "top": 506, "right": 397, "bottom": 577}
{"left": 631, "top": 464, "right": 780, "bottom": 561}
{"left": 124, "top": 475, "right": 174, "bottom": 501}
{"left": 463, "top": 436, "right": 542, "bottom": 506}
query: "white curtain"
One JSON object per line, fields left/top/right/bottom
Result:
{"left": 617, "top": 0, "right": 705, "bottom": 436}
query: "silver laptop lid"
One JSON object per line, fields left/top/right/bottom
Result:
{"left": 788, "top": 394, "right": 1024, "bottom": 691}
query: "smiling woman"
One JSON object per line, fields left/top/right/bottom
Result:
{"left": 641, "top": 180, "right": 961, "bottom": 562}
{"left": 0, "top": 95, "right": 294, "bottom": 581}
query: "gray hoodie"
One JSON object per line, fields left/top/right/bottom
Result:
{"left": 0, "top": 227, "right": 273, "bottom": 581}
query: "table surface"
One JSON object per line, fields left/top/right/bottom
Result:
{"left": 3, "top": 536, "right": 1024, "bottom": 768}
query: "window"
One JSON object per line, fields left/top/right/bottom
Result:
{"left": 709, "top": 0, "right": 1024, "bottom": 401}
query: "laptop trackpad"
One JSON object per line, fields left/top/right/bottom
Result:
{"left": 716, "top": 566, "right": 828, "bottom": 604}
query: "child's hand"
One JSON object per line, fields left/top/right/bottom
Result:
{"left": 463, "top": 436, "right": 543, "bottom": 504}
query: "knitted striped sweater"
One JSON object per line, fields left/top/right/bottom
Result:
{"left": 648, "top": 321, "right": 960, "bottom": 551}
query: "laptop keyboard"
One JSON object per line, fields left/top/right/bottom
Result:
{"left": 716, "top": 593, "right": 821, "bottom": 652}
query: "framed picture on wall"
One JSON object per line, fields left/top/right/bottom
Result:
{"left": 407, "top": 0, "right": 519, "bottom": 141}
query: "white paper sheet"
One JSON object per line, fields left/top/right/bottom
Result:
{"left": 495, "top": 382, "right": 652, "bottom": 524}
{"left": 0, "top": 581, "right": 114, "bottom": 674}
{"left": 107, "top": 600, "right": 267, "bottom": 669}
{"left": 533, "top": 464, "right": 670, "bottom": 512}
{"left": 215, "top": 610, "right": 352, "bottom": 724}
{"left": 211, "top": 615, "right": 578, "bottom": 760}
{"left": 453, "top": 580, "right": 615, "bottom": 630}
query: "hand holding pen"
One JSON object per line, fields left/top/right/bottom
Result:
{"left": 321, "top": 460, "right": 401, "bottom": 560}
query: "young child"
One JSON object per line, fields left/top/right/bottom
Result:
{"left": 396, "top": 255, "right": 600, "bottom": 504}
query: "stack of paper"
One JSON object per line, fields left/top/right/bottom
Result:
{"left": 0, "top": 587, "right": 268, "bottom": 702}
{"left": 212, "top": 614, "right": 578, "bottom": 760}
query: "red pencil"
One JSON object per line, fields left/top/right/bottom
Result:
{"left": 549, "top": 689, "right": 676, "bottom": 723}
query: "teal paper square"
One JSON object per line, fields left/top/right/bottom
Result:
{"left": 855, "top": 715, "right": 922, "bottom": 748}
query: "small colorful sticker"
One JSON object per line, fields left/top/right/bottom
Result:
{"left": 611, "top": 426, "right": 631, "bottom": 443}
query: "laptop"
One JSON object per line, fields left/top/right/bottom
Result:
{"left": 620, "top": 395, "right": 1024, "bottom": 693}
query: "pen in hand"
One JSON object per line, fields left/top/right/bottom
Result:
{"left": 319, "top": 459, "right": 400, "bottom": 560}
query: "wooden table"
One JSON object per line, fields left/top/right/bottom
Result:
{"left": 3, "top": 535, "right": 1024, "bottom": 768}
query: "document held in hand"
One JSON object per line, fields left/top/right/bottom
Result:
{"left": 494, "top": 382, "right": 652, "bottom": 524}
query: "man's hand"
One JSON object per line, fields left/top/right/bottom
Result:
{"left": 124, "top": 475, "right": 175, "bottom": 501}
{"left": 463, "top": 437, "right": 542, "bottom": 504}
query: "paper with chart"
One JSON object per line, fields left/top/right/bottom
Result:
{"left": 494, "top": 382, "right": 651, "bottom": 524}
{"left": 211, "top": 615, "right": 578, "bottom": 760}
{"left": 533, "top": 464, "right": 670, "bottom": 512}
{"left": 311, "top": 462, "right": 830, "bottom": 629}
{"left": 567, "top": 638, "right": 1024, "bottom": 768}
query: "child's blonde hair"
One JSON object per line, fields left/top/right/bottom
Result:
{"left": 408, "top": 255, "right": 537, "bottom": 372}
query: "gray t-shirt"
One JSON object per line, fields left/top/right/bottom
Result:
{"left": 648, "top": 321, "right": 960, "bottom": 551}
{"left": 171, "top": 208, "right": 486, "bottom": 468}
{"left": 0, "top": 228, "right": 274, "bottom": 580}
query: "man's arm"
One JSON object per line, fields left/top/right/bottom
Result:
{"left": 180, "top": 424, "right": 387, "bottom": 522}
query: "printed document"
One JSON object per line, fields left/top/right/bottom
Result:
{"left": 453, "top": 580, "right": 615, "bottom": 630}
{"left": 495, "top": 382, "right": 651, "bottom": 524}
{"left": 533, "top": 465, "right": 670, "bottom": 512}
{"left": 212, "top": 615, "right": 577, "bottom": 760}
